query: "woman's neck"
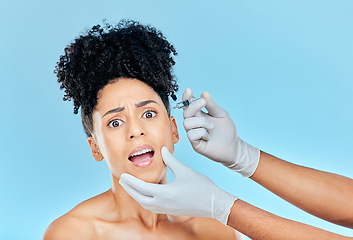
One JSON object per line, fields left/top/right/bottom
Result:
{"left": 109, "top": 174, "right": 168, "bottom": 228}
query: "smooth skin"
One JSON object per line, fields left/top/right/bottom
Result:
{"left": 250, "top": 151, "right": 353, "bottom": 228}
{"left": 227, "top": 151, "right": 353, "bottom": 239}
{"left": 228, "top": 199, "right": 351, "bottom": 240}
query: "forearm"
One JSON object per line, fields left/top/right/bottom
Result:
{"left": 250, "top": 151, "right": 353, "bottom": 228}
{"left": 228, "top": 199, "right": 352, "bottom": 240}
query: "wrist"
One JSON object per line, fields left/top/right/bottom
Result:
{"left": 226, "top": 138, "right": 260, "bottom": 177}
{"left": 212, "top": 185, "right": 238, "bottom": 224}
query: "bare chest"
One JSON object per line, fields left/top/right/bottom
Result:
{"left": 97, "top": 221, "right": 199, "bottom": 240}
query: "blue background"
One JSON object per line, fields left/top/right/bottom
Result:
{"left": 1, "top": 0, "right": 352, "bottom": 239}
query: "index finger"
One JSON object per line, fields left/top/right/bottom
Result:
{"left": 183, "top": 98, "right": 206, "bottom": 118}
{"left": 182, "top": 88, "right": 193, "bottom": 102}
{"left": 119, "top": 173, "right": 161, "bottom": 197}
{"left": 202, "top": 91, "right": 228, "bottom": 118}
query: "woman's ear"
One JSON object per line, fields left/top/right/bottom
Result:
{"left": 88, "top": 137, "right": 104, "bottom": 162}
{"left": 170, "top": 116, "right": 179, "bottom": 144}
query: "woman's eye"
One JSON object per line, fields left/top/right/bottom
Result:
{"left": 143, "top": 110, "right": 156, "bottom": 119}
{"left": 108, "top": 119, "right": 123, "bottom": 128}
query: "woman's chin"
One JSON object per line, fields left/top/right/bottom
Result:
{"left": 140, "top": 171, "right": 167, "bottom": 184}
{"left": 137, "top": 166, "right": 168, "bottom": 184}
{"left": 115, "top": 165, "right": 168, "bottom": 184}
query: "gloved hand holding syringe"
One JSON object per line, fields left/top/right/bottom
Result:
{"left": 120, "top": 88, "right": 353, "bottom": 238}
{"left": 176, "top": 88, "right": 260, "bottom": 177}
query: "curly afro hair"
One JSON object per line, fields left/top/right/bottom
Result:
{"left": 55, "top": 20, "right": 178, "bottom": 137}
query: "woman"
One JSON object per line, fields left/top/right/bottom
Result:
{"left": 43, "top": 20, "right": 239, "bottom": 239}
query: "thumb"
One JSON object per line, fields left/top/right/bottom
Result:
{"left": 161, "top": 147, "right": 187, "bottom": 176}
{"left": 202, "top": 91, "right": 228, "bottom": 118}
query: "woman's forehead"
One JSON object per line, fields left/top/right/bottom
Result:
{"left": 96, "top": 78, "right": 164, "bottom": 110}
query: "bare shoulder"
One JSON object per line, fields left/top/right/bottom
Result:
{"left": 187, "top": 217, "right": 241, "bottom": 240}
{"left": 42, "top": 212, "right": 95, "bottom": 240}
{"left": 42, "top": 192, "right": 110, "bottom": 240}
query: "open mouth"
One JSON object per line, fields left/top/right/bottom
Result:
{"left": 128, "top": 144, "right": 155, "bottom": 167}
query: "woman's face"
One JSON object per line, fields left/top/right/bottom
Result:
{"left": 88, "top": 78, "right": 179, "bottom": 184}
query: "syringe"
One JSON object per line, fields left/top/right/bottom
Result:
{"left": 172, "top": 97, "right": 200, "bottom": 110}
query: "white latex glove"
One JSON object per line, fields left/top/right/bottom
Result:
{"left": 182, "top": 88, "right": 260, "bottom": 177}
{"left": 119, "top": 147, "right": 238, "bottom": 224}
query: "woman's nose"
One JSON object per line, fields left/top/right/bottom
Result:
{"left": 128, "top": 120, "right": 145, "bottom": 139}
{"left": 130, "top": 131, "right": 144, "bottom": 139}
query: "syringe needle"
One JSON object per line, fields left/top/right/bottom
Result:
{"left": 172, "top": 97, "right": 199, "bottom": 109}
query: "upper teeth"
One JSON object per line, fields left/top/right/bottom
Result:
{"left": 130, "top": 149, "right": 153, "bottom": 158}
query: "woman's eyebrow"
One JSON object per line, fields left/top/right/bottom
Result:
{"left": 102, "top": 106, "right": 124, "bottom": 119}
{"left": 136, "top": 100, "right": 159, "bottom": 108}
{"left": 101, "top": 100, "right": 159, "bottom": 119}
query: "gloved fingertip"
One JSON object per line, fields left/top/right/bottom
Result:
{"left": 161, "top": 146, "right": 170, "bottom": 154}
{"left": 119, "top": 173, "right": 137, "bottom": 184}
{"left": 118, "top": 177, "right": 125, "bottom": 186}
{"left": 120, "top": 173, "right": 127, "bottom": 180}
{"left": 161, "top": 146, "right": 182, "bottom": 172}
{"left": 201, "top": 91, "right": 210, "bottom": 101}
{"left": 183, "top": 88, "right": 193, "bottom": 101}
{"left": 161, "top": 146, "right": 172, "bottom": 162}
{"left": 119, "top": 173, "right": 133, "bottom": 186}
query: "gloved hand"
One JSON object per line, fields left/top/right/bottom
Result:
{"left": 119, "top": 147, "right": 238, "bottom": 224}
{"left": 182, "top": 88, "right": 260, "bottom": 177}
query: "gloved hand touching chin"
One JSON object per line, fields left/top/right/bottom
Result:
{"left": 119, "top": 147, "right": 238, "bottom": 224}
{"left": 182, "top": 88, "right": 260, "bottom": 177}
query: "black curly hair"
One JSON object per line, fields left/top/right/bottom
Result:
{"left": 55, "top": 20, "right": 178, "bottom": 137}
